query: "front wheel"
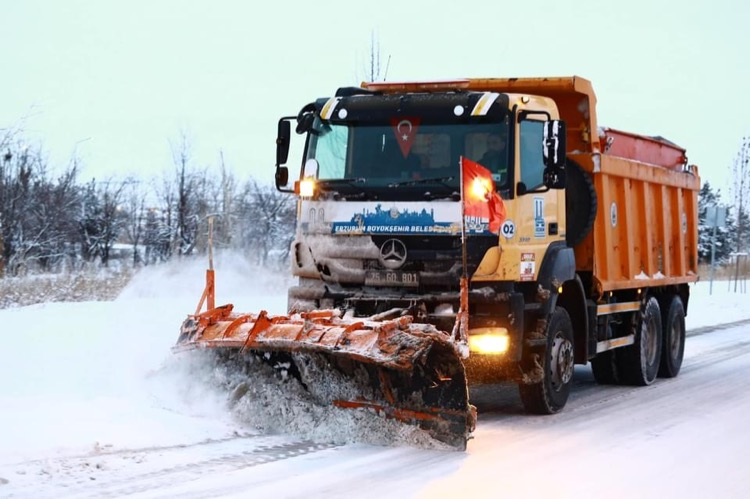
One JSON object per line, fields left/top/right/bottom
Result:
{"left": 519, "top": 307, "right": 575, "bottom": 414}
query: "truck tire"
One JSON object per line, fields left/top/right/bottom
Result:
{"left": 658, "top": 295, "right": 685, "bottom": 378}
{"left": 519, "top": 307, "right": 575, "bottom": 414}
{"left": 591, "top": 350, "right": 620, "bottom": 384}
{"left": 565, "top": 160, "right": 597, "bottom": 247}
{"left": 617, "top": 297, "right": 662, "bottom": 386}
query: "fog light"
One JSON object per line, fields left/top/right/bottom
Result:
{"left": 468, "top": 327, "right": 510, "bottom": 355}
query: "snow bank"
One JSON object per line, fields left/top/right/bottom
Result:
{"left": 686, "top": 279, "right": 750, "bottom": 330}
{"left": 0, "top": 250, "right": 451, "bottom": 470}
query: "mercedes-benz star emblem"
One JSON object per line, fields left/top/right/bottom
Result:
{"left": 378, "top": 239, "right": 408, "bottom": 270}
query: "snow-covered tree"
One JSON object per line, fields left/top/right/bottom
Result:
{"left": 142, "top": 208, "right": 171, "bottom": 264}
{"left": 698, "top": 181, "right": 733, "bottom": 264}
{"left": 730, "top": 136, "right": 750, "bottom": 253}
{"left": 237, "top": 180, "right": 295, "bottom": 266}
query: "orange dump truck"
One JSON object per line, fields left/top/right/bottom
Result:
{"left": 176, "top": 76, "right": 699, "bottom": 449}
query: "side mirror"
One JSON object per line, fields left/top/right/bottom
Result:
{"left": 543, "top": 120, "right": 566, "bottom": 168}
{"left": 543, "top": 120, "right": 566, "bottom": 189}
{"left": 295, "top": 102, "right": 317, "bottom": 135}
{"left": 276, "top": 119, "right": 291, "bottom": 166}
{"left": 296, "top": 113, "right": 315, "bottom": 135}
{"left": 275, "top": 166, "right": 289, "bottom": 189}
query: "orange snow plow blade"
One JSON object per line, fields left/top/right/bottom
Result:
{"left": 174, "top": 272, "right": 475, "bottom": 449}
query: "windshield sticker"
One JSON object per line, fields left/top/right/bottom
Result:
{"left": 391, "top": 117, "right": 421, "bottom": 158}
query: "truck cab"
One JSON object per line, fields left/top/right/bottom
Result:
{"left": 274, "top": 76, "right": 698, "bottom": 416}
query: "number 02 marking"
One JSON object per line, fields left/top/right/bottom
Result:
{"left": 501, "top": 220, "right": 516, "bottom": 239}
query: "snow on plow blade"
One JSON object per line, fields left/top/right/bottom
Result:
{"left": 175, "top": 304, "right": 475, "bottom": 449}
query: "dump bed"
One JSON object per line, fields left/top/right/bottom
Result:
{"left": 570, "top": 150, "right": 699, "bottom": 292}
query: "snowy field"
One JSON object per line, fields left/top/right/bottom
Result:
{"left": 1, "top": 254, "right": 749, "bottom": 498}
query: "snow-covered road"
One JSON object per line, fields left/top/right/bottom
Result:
{"left": 1, "top": 256, "right": 749, "bottom": 498}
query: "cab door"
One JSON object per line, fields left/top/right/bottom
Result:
{"left": 495, "top": 114, "right": 566, "bottom": 283}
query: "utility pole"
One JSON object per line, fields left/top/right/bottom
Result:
{"left": 710, "top": 213, "right": 717, "bottom": 294}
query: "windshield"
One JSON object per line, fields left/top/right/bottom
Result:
{"left": 305, "top": 118, "right": 511, "bottom": 190}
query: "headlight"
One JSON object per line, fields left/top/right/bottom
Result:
{"left": 468, "top": 327, "right": 510, "bottom": 355}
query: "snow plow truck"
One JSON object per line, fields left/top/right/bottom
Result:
{"left": 175, "top": 76, "right": 700, "bottom": 450}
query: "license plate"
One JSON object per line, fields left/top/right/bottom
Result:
{"left": 364, "top": 270, "right": 419, "bottom": 288}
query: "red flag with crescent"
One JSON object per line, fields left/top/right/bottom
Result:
{"left": 461, "top": 156, "right": 506, "bottom": 234}
{"left": 390, "top": 117, "right": 420, "bottom": 158}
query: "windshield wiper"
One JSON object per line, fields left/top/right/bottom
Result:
{"left": 315, "top": 178, "right": 375, "bottom": 200}
{"left": 388, "top": 176, "right": 456, "bottom": 188}
{"left": 318, "top": 178, "right": 367, "bottom": 188}
{"left": 423, "top": 190, "right": 461, "bottom": 201}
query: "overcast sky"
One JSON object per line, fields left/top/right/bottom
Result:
{"left": 2, "top": 0, "right": 748, "bottom": 195}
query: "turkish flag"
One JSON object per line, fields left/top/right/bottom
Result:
{"left": 461, "top": 156, "right": 506, "bottom": 234}
{"left": 390, "top": 117, "right": 420, "bottom": 158}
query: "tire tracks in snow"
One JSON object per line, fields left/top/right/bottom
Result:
{"left": 7, "top": 433, "right": 261, "bottom": 467}
{"left": 3, "top": 435, "right": 340, "bottom": 499}
{"left": 562, "top": 323, "right": 750, "bottom": 416}
{"left": 687, "top": 317, "right": 750, "bottom": 337}
{"left": 473, "top": 320, "right": 750, "bottom": 427}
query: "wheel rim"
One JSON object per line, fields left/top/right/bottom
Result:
{"left": 643, "top": 314, "right": 659, "bottom": 366}
{"left": 550, "top": 332, "right": 574, "bottom": 391}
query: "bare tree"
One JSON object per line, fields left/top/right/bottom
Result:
{"left": 238, "top": 180, "right": 296, "bottom": 266}
{"left": 123, "top": 180, "right": 145, "bottom": 266}
{"left": 152, "top": 172, "right": 176, "bottom": 262}
{"left": 217, "top": 151, "right": 237, "bottom": 248}
{"left": 169, "top": 131, "right": 206, "bottom": 257}
{"left": 0, "top": 136, "right": 82, "bottom": 275}
{"left": 357, "top": 30, "right": 390, "bottom": 83}
{"left": 78, "top": 178, "right": 128, "bottom": 266}
{"left": 29, "top": 160, "right": 80, "bottom": 271}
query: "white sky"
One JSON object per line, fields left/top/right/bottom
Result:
{"left": 2, "top": 0, "right": 748, "bottom": 194}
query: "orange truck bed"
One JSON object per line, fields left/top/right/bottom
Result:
{"left": 571, "top": 151, "right": 699, "bottom": 293}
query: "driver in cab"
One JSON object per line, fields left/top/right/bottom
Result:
{"left": 480, "top": 134, "right": 509, "bottom": 185}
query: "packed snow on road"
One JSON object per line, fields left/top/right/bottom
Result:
{"left": 1, "top": 254, "right": 749, "bottom": 498}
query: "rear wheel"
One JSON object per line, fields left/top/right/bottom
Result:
{"left": 617, "top": 297, "right": 662, "bottom": 386}
{"left": 659, "top": 295, "right": 685, "bottom": 378}
{"left": 519, "top": 307, "right": 575, "bottom": 414}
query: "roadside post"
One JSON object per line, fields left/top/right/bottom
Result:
{"left": 706, "top": 205, "right": 727, "bottom": 295}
